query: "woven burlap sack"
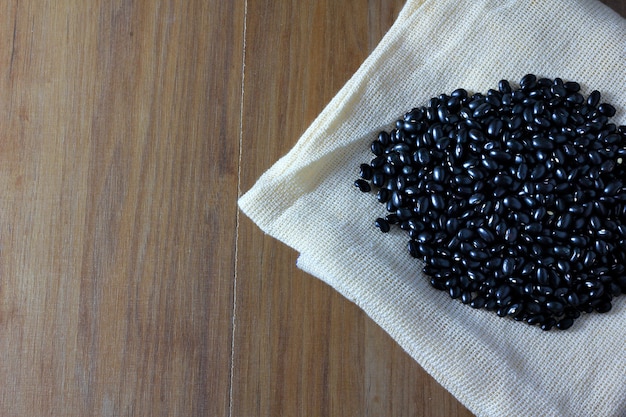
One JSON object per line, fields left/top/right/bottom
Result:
{"left": 239, "top": 0, "right": 626, "bottom": 415}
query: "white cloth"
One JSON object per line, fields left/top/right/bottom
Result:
{"left": 238, "top": 0, "right": 626, "bottom": 415}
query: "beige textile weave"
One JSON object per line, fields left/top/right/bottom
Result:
{"left": 238, "top": 0, "right": 626, "bottom": 415}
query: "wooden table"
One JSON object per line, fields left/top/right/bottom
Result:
{"left": 1, "top": 1, "right": 624, "bottom": 416}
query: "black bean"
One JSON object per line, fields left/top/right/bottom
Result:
{"left": 566, "top": 93, "right": 584, "bottom": 105}
{"left": 359, "top": 164, "right": 373, "bottom": 180}
{"left": 357, "top": 75, "right": 626, "bottom": 330}
{"left": 432, "top": 166, "right": 446, "bottom": 182}
{"left": 355, "top": 179, "right": 371, "bottom": 192}
{"left": 531, "top": 136, "right": 554, "bottom": 150}
{"left": 487, "top": 119, "right": 504, "bottom": 138}
{"left": 457, "top": 228, "right": 474, "bottom": 241}
{"left": 498, "top": 79, "right": 511, "bottom": 93}
{"left": 586, "top": 90, "right": 601, "bottom": 107}
{"left": 598, "top": 103, "right": 616, "bottom": 117}
{"left": 407, "top": 240, "right": 420, "bottom": 258}
{"left": 555, "top": 213, "right": 572, "bottom": 229}
{"left": 477, "top": 226, "right": 495, "bottom": 243}
{"left": 375, "top": 218, "right": 390, "bottom": 233}
{"left": 431, "top": 194, "right": 445, "bottom": 210}
{"left": 504, "top": 227, "right": 518, "bottom": 243}
{"left": 595, "top": 301, "right": 612, "bottom": 313}
{"left": 468, "top": 249, "right": 488, "bottom": 261}
{"left": 556, "top": 318, "right": 574, "bottom": 330}
{"left": 469, "top": 193, "right": 485, "bottom": 205}
{"left": 468, "top": 129, "right": 485, "bottom": 142}
{"left": 520, "top": 73, "right": 537, "bottom": 90}
{"left": 502, "top": 258, "right": 516, "bottom": 276}
{"left": 416, "top": 148, "right": 430, "bottom": 164}
{"left": 473, "top": 102, "right": 492, "bottom": 118}
{"left": 503, "top": 196, "right": 522, "bottom": 210}
{"left": 530, "top": 164, "right": 547, "bottom": 180}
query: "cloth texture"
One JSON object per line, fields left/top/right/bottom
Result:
{"left": 238, "top": 0, "right": 626, "bottom": 416}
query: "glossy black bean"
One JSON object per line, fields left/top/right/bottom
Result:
{"left": 375, "top": 218, "right": 390, "bottom": 233}
{"left": 503, "top": 196, "right": 522, "bottom": 210}
{"left": 473, "top": 102, "right": 492, "bottom": 118}
{"left": 391, "top": 191, "right": 403, "bottom": 208}
{"left": 486, "top": 119, "right": 504, "bottom": 138}
{"left": 501, "top": 258, "right": 515, "bottom": 276}
{"left": 359, "top": 163, "right": 373, "bottom": 180}
{"left": 407, "top": 240, "right": 421, "bottom": 258}
{"left": 431, "top": 194, "right": 445, "bottom": 210}
{"left": 481, "top": 157, "right": 498, "bottom": 170}
{"left": 415, "top": 148, "right": 430, "bottom": 165}
{"left": 371, "top": 140, "right": 384, "bottom": 156}
{"left": 531, "top": 136, "right": 554, "bottom": 150}
{"left": 377, "top": 131, "right": 390, "bottom": 145}
{"left": 375, "top": 189, "right": 389, "bottom": 204}
{"left": 563, "top": 80, "right": 580, "bottom": 92}
{"left": 355, "top": 179, "right": 371, "bottom": 192}
{"left": 524, "top": 223, "right": 542, "bottom": 234}
{"left": 432, "top": 166, "right": 445, "bottom": 183}
{"left": 555, "top": 213, "right": 572, "bottom": 229}
{"left": 498, "top": 79, "right": 511, "bottom": 93}
{"left": 359, "top": 75, "right": 626, "bottom": 330}
{"left": 553, "top": 246, "right": 572, "bottom": 257}
{"left": 469, "top": 249, "right": 488, "bottom": 261}
{"left": 457, "top": 228, "right": 474, "bottom": 241}
{"left": 468, "top": 129, "right": 485, "bottom": 142}
{"left": 566, "top": 93, "right": 584, "bottom": 105}
{"left": 585, "top": 90, "right": 601, "bottom": 107}
{"left": 474, "top": 226, "right": 494, "bottom": 243}
{"left": 520, "top": 73, "right": 537, "bottom": 90}
{"left": 530, "top": 164, "right": 547, "bottom": 180}
{"left": 555, "top": 318, "right": 574, "bottom": 330}
{"left": 504, "top": 227, "right": 518, "bottom": 243}
{"left": 598, "top": 103, "right": 616, "bottom": 117}
{"left": 469, "top": 193, "right": 485, "bottom": 205}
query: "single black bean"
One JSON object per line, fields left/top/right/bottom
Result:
{"left": 503, "top": 196, "right": 522, "bottom": 210}
{"left": 469, "top": 249, "right": 488, "bottom": 261}
{"left": 457, "top": 228, "right": 474, "bottom": 241}
{"left": 586, "top": 90, "right": 601, "bottom": 107}
{"left": 375, "top": 218, "right": 390, "bottom": 232}
{"left": 504, "top": 227, "right": 518, "bottom": 243}
{"left": 355, "top": 179, "right": 371, "bottom": 192}
{"left": 431, "top": 194, "right": 445, "bottom": 210}
{"left": 530, "top": 164, "right": 547, "bottom": 180}
{"left": 556, "top": 318, "right": 574, "bottom": 330}
{"left": 468, "top": 129, "right": 485, "bottom": 142}
{"left": 520, "top": 73, "right": 537, "bottom": 90}
{"left": 477, "top": 226, "right": 495, "bottom": 242}
{"left": 498, "top": 79, "right": 511, "bottom": 93}
{"left": 359, "top": 164, "right": 373, "bottom": 180}
{"left": 598, "top": 103, "right": 616, "bottom": 117}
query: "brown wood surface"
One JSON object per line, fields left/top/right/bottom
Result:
{"left": 0, "top": 0, "right": 623, "bottom": 416}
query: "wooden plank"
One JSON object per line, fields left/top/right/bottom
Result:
{"left": 0, "top": 1, "right": 243, "bottom": 415}
{"left": 603, "top": 0, "right": 626, "bottom": 15}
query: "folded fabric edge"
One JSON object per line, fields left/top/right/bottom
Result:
{"left": 295, "top": 251, "right": 561, "bottom": 417}
{"left": 237, "top": 0, "right": 433, "bottom": 230}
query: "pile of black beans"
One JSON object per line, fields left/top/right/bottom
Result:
{"left": 355, "top": 74, "right": 626, "bottom": 330}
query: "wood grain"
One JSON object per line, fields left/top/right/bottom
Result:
{"left": 0, "top": 0, "right": 623, "bottom": 416}
{"left": 0, "top": 0, "right": 244, "bottom": 415}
